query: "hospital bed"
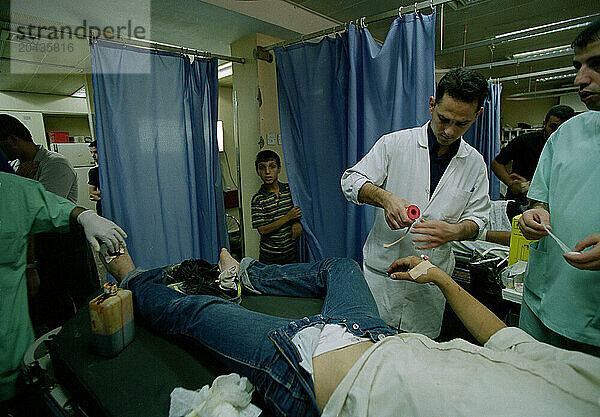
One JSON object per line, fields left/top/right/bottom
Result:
{"left": 32, "top": 293, "right": 323, "bottom": 417}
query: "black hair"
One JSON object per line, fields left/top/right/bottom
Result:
{"left": 572, "top": 19, "right": 600, "bottom": 49}
{"left": 0, "top": 114, "right": 33, "bottom": 142}
{"left": 255, "top": 150, "right": 281, "bottom": 171}
{"left": 89, "top": 140, "right": 98, "bottom": 148}
{"left": 435, "top": 68, "right": 489, "bottom": 109}
{"left": 545, "top": 105, "right": 575, "bottom": 123}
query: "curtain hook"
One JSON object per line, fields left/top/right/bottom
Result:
{"left": 398, "top": 6, "right": 403, "bottom": 18}
{"left": 430, "top": 0, "right": 435, "bottom": 12}
{"left": 415, "top": 2, "right": 419, "bottom": 14}
{"left": 361, "top": 17, "right": 367, "bottom": 29}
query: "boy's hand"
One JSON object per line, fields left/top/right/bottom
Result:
{"left": 291, "top": 222, "right": 303, "bottom": 239}
{"left": 285, "top": 206, "right": 302, "bottom": 221}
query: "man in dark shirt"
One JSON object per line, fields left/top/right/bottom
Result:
{"left": 491, "top": 105, "right": 575, "bottom": 203}
{"left": 88, "top": 140, "right": 102, "bottom": 216}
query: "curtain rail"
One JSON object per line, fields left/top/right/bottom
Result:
{"left": 262, "top": 0, "right": 453, "bottom": 51}
{"left": 435, "top": 49, "right": 573, "bottom": 73}
{"left": 95, "top": 36, "right": 246, "bottom": 64}
{"left": 489, "top": 66, "right": 574, "bottom": 83}
{"left": 1, "top": 19, "right": 245, "bottom": 64}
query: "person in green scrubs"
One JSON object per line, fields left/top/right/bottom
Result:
{"left": 0, "top": 160, "right": 126, "bottom": 413}
{"left": 518, "top": 20, "right": 600, "bottom": 356}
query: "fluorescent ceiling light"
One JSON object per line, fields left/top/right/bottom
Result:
{"left": 511, "top": 45, "right": 572, "bottom": 59}
{"left": 218, "top": 62, "right": 232, "bottom": 79}
{"left": 536, "top": 72, "right": 577, "bottom": 82}
{"left": 494, "top": 16, "right": 590, "bottom": 39}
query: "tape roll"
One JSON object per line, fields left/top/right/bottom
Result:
{"left": 406, "top": 205, "right": 420, "bottom": 220}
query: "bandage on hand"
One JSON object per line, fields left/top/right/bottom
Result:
{"left": 408, "top": 260, "right": 434, "bottom": 280}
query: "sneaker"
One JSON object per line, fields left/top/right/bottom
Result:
{"left": 167, "top": 259, "right": 241, "bottom": 303}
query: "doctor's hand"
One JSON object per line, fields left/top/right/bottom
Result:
{"left": 76, "top": 210, "right": 127, "bottom": 252}
{"left": 382, "top": 194, "right": 413, "bottom": 230}
{"left": 563, "top": 233, "right": 600, "bottom": 270}
{"left": 411, "top": 219, "right": 458, "bottom": 249}
{"left": 518, "top": 208, "right": 550, "bottom": 240}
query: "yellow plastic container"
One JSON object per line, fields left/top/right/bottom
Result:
{"left": 89, "top": 282, "right": 135, "bottom": 356}
{"left": 508, "top": 214, "right": 538, "bottom": 266}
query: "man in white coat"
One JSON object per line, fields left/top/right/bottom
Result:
{"left": 341, "top": 68, "right": 491, "bottom": 338}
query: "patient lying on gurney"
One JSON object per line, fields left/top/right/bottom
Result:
{"left": 103, "top": 248, "right": 600, "bottom": 417}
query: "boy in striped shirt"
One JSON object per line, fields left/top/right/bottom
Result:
{"left": 251, "top": 150, "right": 302, "bottom": 264}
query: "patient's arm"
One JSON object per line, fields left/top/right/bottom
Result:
{"left": 99, "top": 247, "right": 136, "bottom": 283}
{"left": 388, "top": 257, "right": 506, "bottom": 344}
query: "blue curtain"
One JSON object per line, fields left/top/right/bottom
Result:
{"left": 275, "top": 13, "right": 436, "bottom": 262}
{"left": 90, "top": 40, "right": 227, "bottom": 269}
{"left": 463, "top": 82, "right": 502, "bottom": 201}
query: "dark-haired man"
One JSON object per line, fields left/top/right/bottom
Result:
{"left": 491, "top": 104, "right": 575, "bottom": 204}
{"left": 518, "top": 20, "right": 600, "bottom": 356}
{"left": 341, "top": 68, "right": 491, "bottom": 337}
{"left": 0, "top": 114, "right": 77, "bottom": 201}
{"left": 251, "top": 150, "right": 302, "bottom": 264}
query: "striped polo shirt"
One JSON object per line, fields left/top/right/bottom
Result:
{"left": 251, "top": 182, "right": 298, "bottom": 264}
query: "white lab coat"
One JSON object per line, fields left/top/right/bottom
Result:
{"left": 341, "top": 122, "right": 490, "bottom": 336}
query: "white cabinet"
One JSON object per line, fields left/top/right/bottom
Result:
{"left": 52, "top": 143, "right": 95, "bottom": 167}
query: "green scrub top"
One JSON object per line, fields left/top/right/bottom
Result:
{"left": 524, "top": 111, "right": 600, "bottom": 346}
{"left": 0, "top": 172, "right": 76, "bottom": 401}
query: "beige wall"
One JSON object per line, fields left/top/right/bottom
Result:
{"left": 560, "top": 92, "right": 588, "bottom": 113}
{"left": 231, "top": 33, "right": 284, "bottom": 260}
{"left": 500, "top": 96, "right": 559, "bottom": 128}
{"left": 218, "top": 85, "right": 237, "bottom": 191}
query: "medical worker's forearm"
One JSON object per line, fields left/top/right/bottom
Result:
{"left": 491, "top": 159, "right": 512, "bottom": 186}
{"left": 70, "top": 206, "right": 87, "bottom": 223}
{"left": 530, "top": 200, "right": 549, "bottom": 212}
{"left": 455, "top": 219, "right": 479, "bottom": 241}
{"left": 357, "top": 182, "right": 389, "bottom": 208}
{"left": 431, "top": 269, "right": 506, "bottom": 344}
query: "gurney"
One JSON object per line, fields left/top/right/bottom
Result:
{"left": 36, "top": 293, "right": 323, "bottom": 417}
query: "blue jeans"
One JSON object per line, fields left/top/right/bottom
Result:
{"left": 122, "top": 257, "right": 395, "bottom": 417}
